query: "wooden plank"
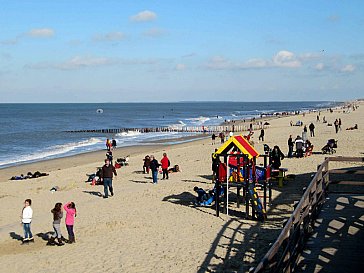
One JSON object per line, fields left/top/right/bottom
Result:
{"left": 329, "top": 169, "right": 364, "bottom": 175}
{"left": 327, "top": 156, "right": 364, "bottom": 162}
{"left": 331, "top": 180, "right": 364, "bottom": 186}
{"left": 296, "top": 194, "right": 364, "bottom": 273}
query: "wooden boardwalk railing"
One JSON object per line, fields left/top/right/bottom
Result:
{"left": 251, "top": 156, "right": 364, "bottom": 273}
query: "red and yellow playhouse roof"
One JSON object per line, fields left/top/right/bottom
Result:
{"left": 214, "top": 135, "right": 260, "bottom": 159}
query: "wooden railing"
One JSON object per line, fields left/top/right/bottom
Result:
{"left": 251, "top": 156, "right": 364, "bottom": 273}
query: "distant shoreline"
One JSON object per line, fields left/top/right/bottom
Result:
{"left": 0, "top": 100, "right": 351, "bottom": 172}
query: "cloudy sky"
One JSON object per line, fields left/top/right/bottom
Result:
{"left": 0, "top": 0, "right": 363, "bottom": 102}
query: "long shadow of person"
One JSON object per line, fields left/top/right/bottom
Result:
{"left": 9, "top": 232, "right": 23, "bottom": 241}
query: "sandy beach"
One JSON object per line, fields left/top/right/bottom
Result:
{"left": 0, "top": 101, "right": 363, "bottom": 273}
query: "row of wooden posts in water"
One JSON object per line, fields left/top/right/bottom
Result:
{"left": 65, "top": 124, "right": 266, "bottom": 134}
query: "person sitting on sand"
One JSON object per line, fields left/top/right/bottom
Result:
{"left": 32, "top": 171, "right": 49, "bottom": 178}
{"left": 305, "top": 140, "right": 314, "bottom": 157}
{"left": 346, "top": 124, "right": 358, "bottom": 130}
{"left": 11, "top": 174, "right": 25, "bottom": 180}
{"left": 193, "top": 187, "right": 210, "bottom": 204}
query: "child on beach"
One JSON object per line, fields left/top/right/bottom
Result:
{"left": 64, "top": 202, "right": 77, "bottom": 244}
{"left": 48, "top": 203, "right": 64, "bottom": 246}
{"left": 21, "top": 199, "right": 33, "bottom": 243}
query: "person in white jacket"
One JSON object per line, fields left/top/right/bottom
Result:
{"left": 21, "top": 199, "right": 33, "bottom": 243}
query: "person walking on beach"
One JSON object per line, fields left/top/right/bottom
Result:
{"left": 303, "top": 125, "right": 307, "bottom": 133}
{"left": 106, "top": 151, "right": 113, "bottom": 165}
{"left": 309, "top": 122, "right": 315, "bottom": 137}
{"left": 219, "top": 132, "right": 225, "bottom": 144}
{"left": 334, "top": 119, "right": 339, "bottom": 133}
{"left": 48, "top": 203, "right": 65, "bottom": 246}
{"left": 288, "top": 135, "right": 294, "bottom": 158}
{"left": 21, "top": 199, "right": 33, "bottom": 244}
{"left": 106, "top": 139, "right": 111, "bottom": 151}
{"left": 100, "top": 158, "right": 117, "bottom": 198}
{"left": 64, "top": 202, "right": 77, "bottom": 244}
{"left": 338, "top": 118, "right": 342, "bottom": 131}
{"left": 112, "top": 138, "right": 117, "bottom": 150}
{"left": 160, "top": 153, "right": 170, "bottom": 180}
{"left": 149, "top": 155, "right": 160, "bottom": 184}
{"left": 259, "top": 129, "right": 265, "bottom": 141}
{"left": 211, "top": 133, "right": 216, "bottom": 145}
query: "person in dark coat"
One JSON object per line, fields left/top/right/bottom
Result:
{"left": 100, "top": 159, "right": 117, "bottom": 198}
{"left": 212, "top": 149, "right": 220, "bottom": 183}
{"left": 270, "top": 145, "right": 285, "bottom": 169}
{"left": 259, "top": 129, "right": 265, "bottom": 141}
{"left": 149, "top": 155, "right": 160, "bottom": 184}
{"left": 309, "top": 123, "right": 315, "bottom": 137}
{"left": 288, "top": 135, "right": 294, "bottom": 158}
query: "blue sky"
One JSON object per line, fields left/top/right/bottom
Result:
{"left": 0, "top": 0, "right": 363, "bottom": 102}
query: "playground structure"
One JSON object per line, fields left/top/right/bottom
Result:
{"left": 213, "top": 135, "right": 272, "bottom": 221}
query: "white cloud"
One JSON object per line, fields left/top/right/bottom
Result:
{"left": 27, "top": 28, "right": 55, "bottom": 37}
{"left": 25, "top": 56, "right": 116, "bottom": 70}
{"left": 340, "top": 64, "right": 355, "bottom": 73}
{"left": 130, "top": 10, "right": 157, "bottom": 22}
{"left": 25, "top": 56, "right": 163, "bottom": 70}
{"left": 143, "top": 28, "right": 166, "bottom": 37}
{"left": 175, "top": 64, "right": 186, "bottom": 71}
{"left": 241, "top": 58, "right": 268, "bottom": 68}
{"left": 93, "top": 32, "right": 125, "bottom": 42}
{"left": 272, "top": 50, "right": 301, "bottom": 68}
{"left": 205, "top": 56, "right": 232, "bottom": 70}
{"left": 205, "top": 50, "right": 301, "bottom": 70}
{"left": 315, "top": 63, "right": 325, "bottom": 71}
{"left": 1, "top": 28, "right": 54, "bottom": 45}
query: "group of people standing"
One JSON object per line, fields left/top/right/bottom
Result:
{"left": 105, "top": 138, "right": 117, "bottom": 151}
{"left": 21, "top": 199, "right": 77, "bottom": 246}
{"left": 334, "top": 118, "right": 342, "bottom": 133}
{"left": 143, "top": 153, "right": 171, "bottom": 184}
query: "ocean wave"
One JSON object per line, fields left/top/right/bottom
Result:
{"left": 185, "top": 116, "right": 211, "bottom": 125}
{"left": 0, "top": 137, "right": 103, "bottom": 167}
{"left": 116, "top": 131, "right": 142, "bottom": 137}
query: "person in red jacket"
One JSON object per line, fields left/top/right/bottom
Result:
{"left": 160, "top": 153, "right": 170, "bottom": 180}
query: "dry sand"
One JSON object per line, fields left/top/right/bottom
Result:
{"left": 0, "top": 101, "right": 363, "bottom": 273}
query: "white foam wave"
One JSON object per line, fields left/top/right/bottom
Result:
{"left": 0, "top": 137, "right": 103, "bottom": 167}
{"left": 116, "top": 131, "right": 142, "bottom": 137}
{"left": 186, "top": 116, "right": 211, "bottom": 125}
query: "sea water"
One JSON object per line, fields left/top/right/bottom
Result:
{"left": 0, "top": 101, "right": 338, "bottom": 168}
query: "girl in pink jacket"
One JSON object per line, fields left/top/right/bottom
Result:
{"left": 64, "top": 202, "right": 77, "bottom": 243}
